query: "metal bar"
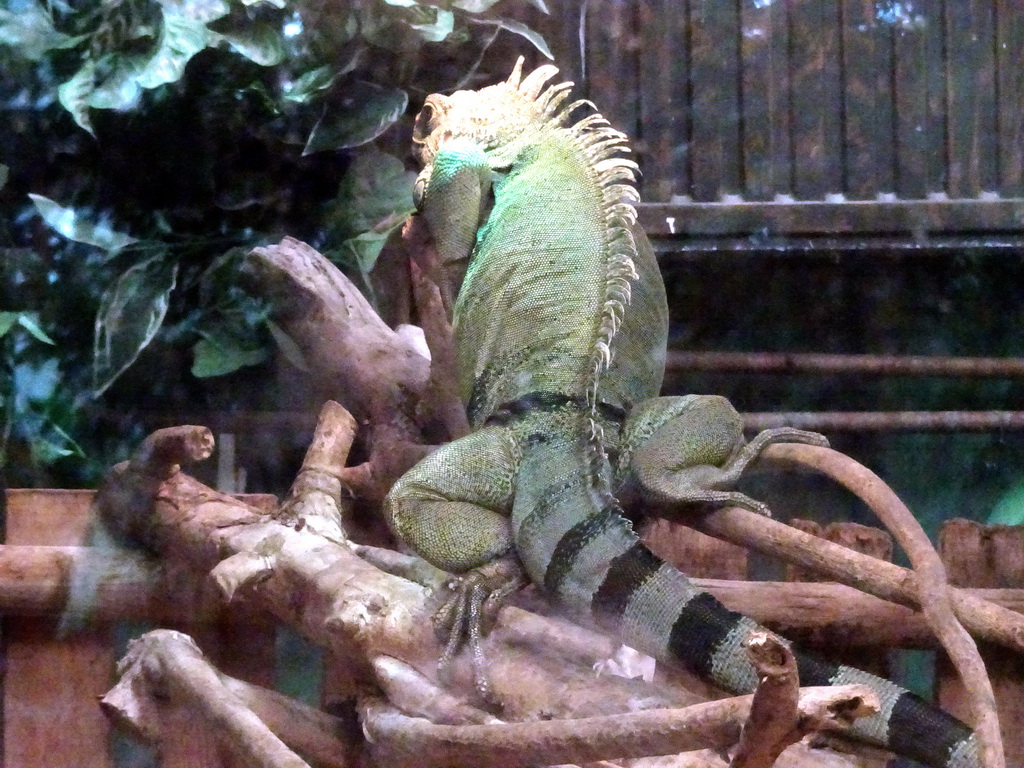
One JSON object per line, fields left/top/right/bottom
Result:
{"left": 666, "top": 350, "right": 1024, "bottom": 378}
{"left": 650, "top": 235, "right": 1024, "bottom": 256}
{"left": 638, "top": 199, "right": 1024, "bottom": 237}
{"left": 743, "top": 411, "right": 1024, "bottom": 432}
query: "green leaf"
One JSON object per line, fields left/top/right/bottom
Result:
{"left": 0, "top": 2, "right": 80, "bottom": 61}
{"left": 135, "top": 10, "right": 214, "bottom": 89}
{"left": 329, "top": 145, "right": 416, "bottom": 236}
{"left": 29, "top": 194, "right": 138, "bottom": 252}
{"left": 341, "top": 231, "right": 387, "bottom": 276}
{"left": 191, "top": 332, "right": 268, "bottom": 377}
{"left": 29, "top": 420, "right": 85, "bottom": 462}
{"left": 0, "top": 313, "right": 52, "bottom": 345}
{"left": 406, "top": 7, "right": 453, "bottom": 42}
{"left": 0, "top": 312, "right": 18, "bottom": 338}
{"left": 303, "top": 81, "right": 408, "bottom": 154}
{"left": 451, "top": 0, "right": 502, "bottom": 12}
{"left": 58, "top": 59, "right": 97, "bottom": 134}
{"left": 265, "top": 319, "right": 309, "bottom": 372}
{"left": 216, "top": 18, "right": 285, "bottom": 66}
{"left": 159, "top": 0, "right": 231, "bottom": 24}
{"left": 93, "top": 257, "right": 178, "bottom": 396}
{"left": 283, "top": 66, "right": 336, "bottom": 104}
{"left": 470, "top": 17, "right": 552, "bottom": 59}
{"left": 87, "top": 55, "right": 144, "bottom": 110}
{"left": 17, "top": 314, "right": 55, "bottom": 345}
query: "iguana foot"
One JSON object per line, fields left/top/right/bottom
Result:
{"left": 621, "top": 396, "right": 830, "bottom": 518}
{"left": 433, "top": 555, "right": 526, "bottom": 703}
{"left": 707, "top": 427, "right": 830, "bottom": 516}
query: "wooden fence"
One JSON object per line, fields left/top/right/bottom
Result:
{"left": 516, "top": 0, "right": 1024, "bottom": 241}
{"left": 533, "top": 0, "right": 1024, "bottom": 204}
{"left": 2, "top": 488, "right": 1022, "bottom": 766}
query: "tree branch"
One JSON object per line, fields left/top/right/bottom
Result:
{"left": 102, "top": 629, "right": 309, "bottom": 768}
{"left": 761, "top": 443, "right": 1003, "bottom": 768}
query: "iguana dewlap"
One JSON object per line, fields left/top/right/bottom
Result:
{"left": 385, "top": 59, "right": 979, "bottom": 768}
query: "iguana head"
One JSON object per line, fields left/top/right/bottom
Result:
{"left": 411, "top": 57, "right": 577, "bottom": 174}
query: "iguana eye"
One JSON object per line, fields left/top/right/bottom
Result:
{"left": 413, "top": 172, "right": 428, "bottom": 209}
{"left": 412, "top": 103, "right": 436, "bottom": 145}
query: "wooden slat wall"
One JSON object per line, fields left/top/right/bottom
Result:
{"left": 539, "top": 0, "right": 1024, "bottom": 204}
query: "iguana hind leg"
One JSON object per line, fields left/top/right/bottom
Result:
{"left": 384, "top": 426, "right": 524, "bottom": 699}
{"left": 617, "top": 394, "right": 828, "bottom": 516}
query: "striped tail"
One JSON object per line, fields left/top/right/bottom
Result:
{"left": 511, "top": 430, "right": 979, "bottom": 768}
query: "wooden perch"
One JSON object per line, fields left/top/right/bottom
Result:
{"left": 242, "top": 237, "right": 429, "bottom": 428}
{"left": 101, "top": 629, "right": 351, "bottom": 768}
{"left": 762, "top": 443, "right": 1003, "bottom": 768}
{"left": 274, "top": 400, "right": 357, "bottom": 543}
{"left": 93, "top": 410, "right": 740, "bottom": 757}
{"left": 94, "top": 408, "right": 883, "bottom": 767}
{"left": 683, "top": 491, "right": 1024, "bottom": 654}
{"left": 360, "top": 681, "right": 876, "bottom": 768}
{"left": 732, "top": 632, "right": 801, "bottom": 768}
{"left": 731, "top": 633, "right": 875, "bottom": 768}
{"left": 242, "top": 237, "right": 435, "bottom": 507}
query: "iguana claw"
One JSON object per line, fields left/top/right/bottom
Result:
{"left": 433, "top": 555, "right": 526, "bottom": 704}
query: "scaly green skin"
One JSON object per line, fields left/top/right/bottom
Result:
{"left": 385, "top": 60, "right": 979, "bottom": 768}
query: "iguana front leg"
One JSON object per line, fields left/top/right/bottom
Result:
{"left": 412, "top": 135, "right": 493, "bottom": 311}
{"left": 617, "top": 394, "right": 828, "bottom": 515}
{"left": 384, "top": 427, "right": 524, "bottom": 699}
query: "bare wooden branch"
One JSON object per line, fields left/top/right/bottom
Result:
{"left": 95, "top": 425, "right": 220, "bottom": 549}
{"left": 275, "top": 400, "right": 356, "bottom": 543}
{"left": 682, "top": 501, "right": 1024, "bottom": 654}
{"left": 219, "top": 670, "right": 353, "bottom": 768}
{"left": 101, "top": 629, "right": 315, "bottom": 768}
{"left": 404, "top": 215, "right": 471, "bottom": 441}
{"left": 360, "top": 684, "right": 875, "bottom": 768}
{"left": 242, "top": 237, "right": 435, "bottom": 520}
{"left": 732, "top": 633, "right": 801, "bottom": 768}
{"left": 242, "top": 237, "right": 429, "bottom": 429}
{"left": 89, "top": 410, "right": 1008, "bottom": 767}
{"left": 762, "top": 443, "right": 1003, "bottom": 768}
{"left": 95, "top": 421, "right": 714, "bottom": 733}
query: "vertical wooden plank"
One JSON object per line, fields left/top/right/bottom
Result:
{"left": 689, "top": 0, "right": 743, "bottom": 201}
{"left": 740, "top": 0, "right": 793, "bottom": 201}
{"left": 841, "top": 0, "right": 896, "bottom": 198}
{"left": 584, "top": 0, "right": 640, "bottom": 142}
{"left": 937, "top": 519, "right": 1024, "bottom": 766}
{"left": 996, "top": 0, "right": 1024, "bottom": 196}
{"left": 788, "top": 0, "right": 844, "bottom": 199}
{"left": 944, "top": 0, "right": 998, "bottom": 197}
{"left": 3, "top": 490, "right": 113, "bottom": 768}
{"left": 637, "top": 0, "right": 692, "bottom": 202}
{"left": 892, "top": 0, "right": 947, "bottom": 198}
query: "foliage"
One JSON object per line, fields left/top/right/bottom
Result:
{"left": 0, "top": 0, "right": 550, "bottom": 487}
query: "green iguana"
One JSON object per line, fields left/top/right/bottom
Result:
{"left": 385, "top": 59, "right": 980, "bottom": 768}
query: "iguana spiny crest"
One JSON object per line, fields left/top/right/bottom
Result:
{"left": 412, "top": 57, "right": 643, "bottom": 416}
